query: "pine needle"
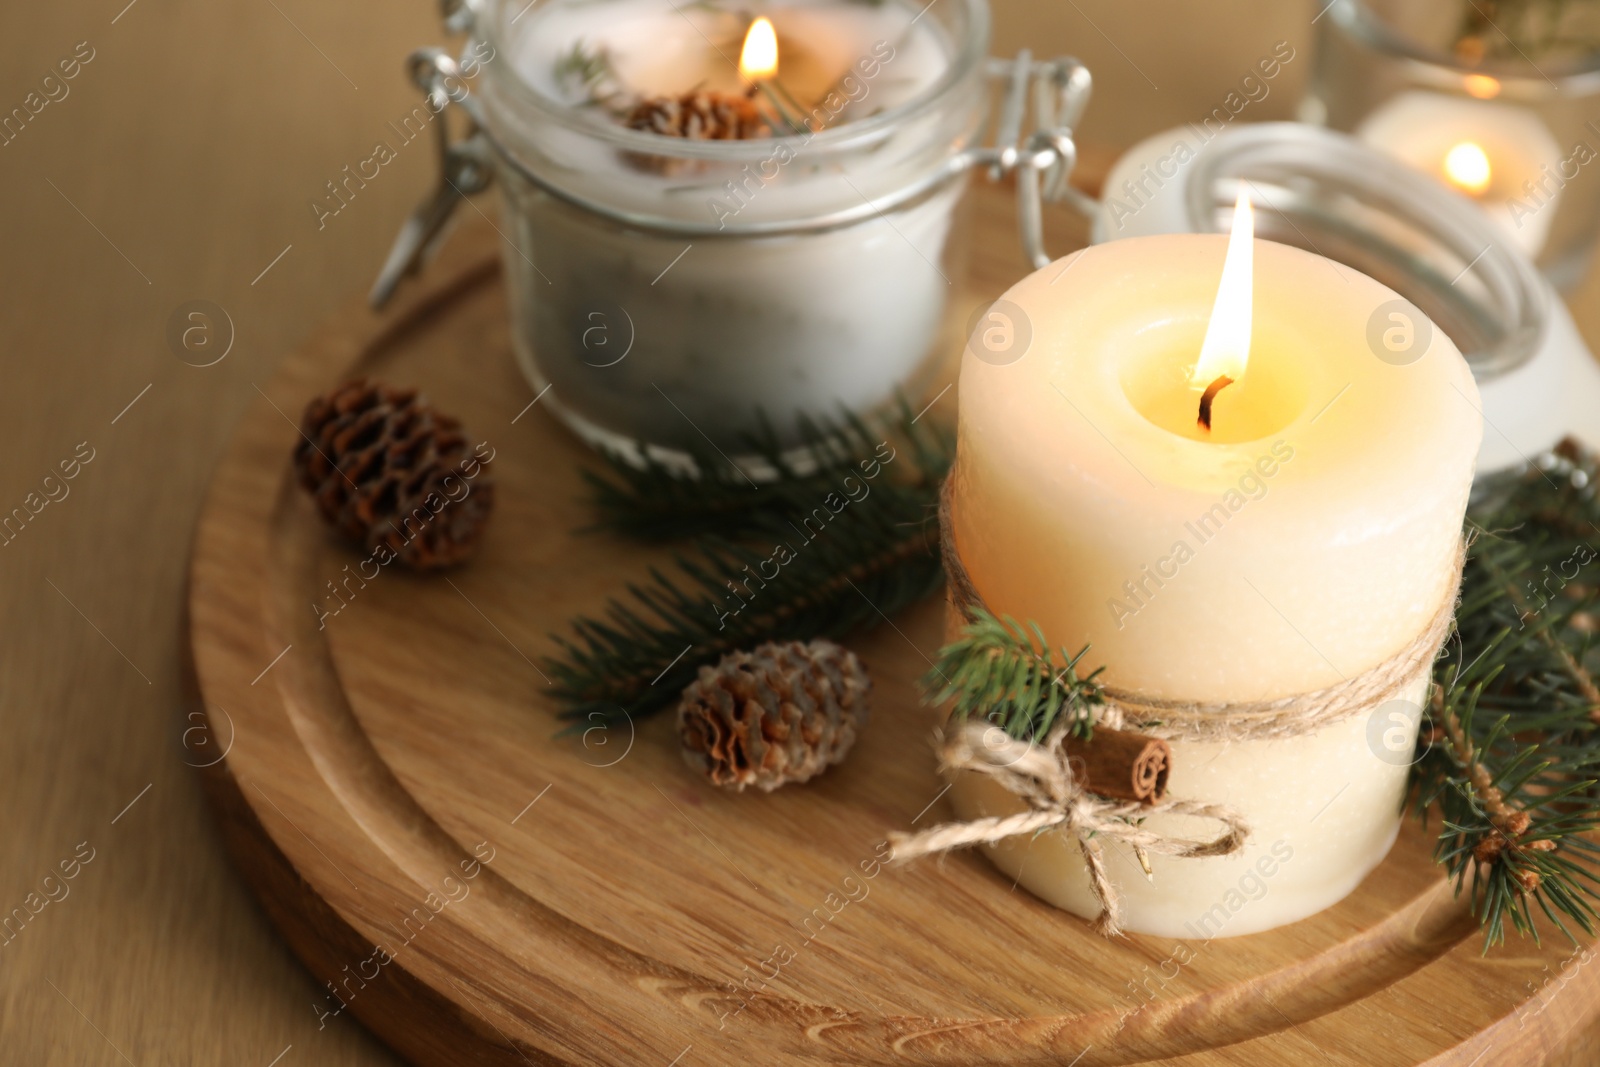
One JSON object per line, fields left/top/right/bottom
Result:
{"left": 923, "top": 608, "right": 1104, "bottom": 741}
{"left": 546, "top": 402, "right": 952, "bottom": 727}
{"left": 1417, "top": 443, "right": 1600, "bottom": 949}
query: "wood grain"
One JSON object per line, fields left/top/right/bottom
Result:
{"left": 187, "top": 191, "right": 1600, "bottom": 1066}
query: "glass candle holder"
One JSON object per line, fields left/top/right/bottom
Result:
{"left": 1309, "top": 0, "right": 1600, "bottom": 291}
{"left": 483, "top": 0, "right": 985, "bottom": 465}
{"left": 374, "top": 0, "right": 1093, "bottom": 470}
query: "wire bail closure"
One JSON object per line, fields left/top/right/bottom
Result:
{"left": 370, "top": 32, "right": 1097, "bottom": 307}
{"left": 369, "top": 47, "right": 493, "bottom": 308}
{"left": 980, "top": 52, "right": 1097, "bottom": 268}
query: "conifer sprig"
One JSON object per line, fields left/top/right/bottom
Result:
{"left": 580, "top": 410, "right": 941, "bottom": 542}
{"left": 1415, "top": 444, "right": 1600, "bottom": 948}
{"left": 547, "top": 404, "right": 953, "bottom": 727}
{"left": 923, "top": 608, "right": 1104, "bottom": 741}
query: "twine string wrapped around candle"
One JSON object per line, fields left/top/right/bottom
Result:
{"left": 937, "top": 473, "right": 1465, "bottom": 743}
{"left": 889, "top": 720, "right": 1250, "bottom": 936}
{"left": 889, "top": 473, "right": 1467, "bottom": 935}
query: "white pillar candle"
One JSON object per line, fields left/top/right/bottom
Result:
{"left": 947, "top": 204, "right": 1481, "bottom": 936}
{"left": 1357, "top": 90, "right": 1565, "bottom": 257}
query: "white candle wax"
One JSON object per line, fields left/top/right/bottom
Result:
{"left": 1357, "top": 90, "right": 1564, "bottom": 257}
{"left": 484, "top": 0, "right": 973, "bottom": 459}
{"left": 948, "top": 234, "right": 1480, "bottom": 936}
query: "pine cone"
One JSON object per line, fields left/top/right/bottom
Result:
{"left": 293, "top": 379, "right": 494, "bottom": 570}
{"left": 625, "top": 90, "right": 770, "bottom": 141}
{"left": 677, "top": 640, "right": 870, "bottom": 792}
{"left": 623, "top": 91, "right": 770, "bottom": 176}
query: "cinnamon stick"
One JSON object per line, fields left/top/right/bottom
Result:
{"left": 1062, "top": 728, "right": 1172, "bottom": 804}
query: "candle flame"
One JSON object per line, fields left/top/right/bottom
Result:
{"left": 740, "top": 17, "right": 779, "bottom": 81}
{"left": 1463, "top": 74, "right": 1501, "bottom": 99}
{"left": 1192, "top": 191, "right": 1254, "bottom": 388}
{"left": 1443, "top": 141, "right": 1492, "bottom": 195}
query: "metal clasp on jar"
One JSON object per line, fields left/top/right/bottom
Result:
{"left": 976, "top": 51, "right": 1097, "bottom": 269}
{"left": 368, "top": 46, "right": 493, "bottom": 307}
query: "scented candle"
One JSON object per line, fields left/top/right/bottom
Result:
{"left": 946, "top": 200, "right": 1481, "bottom": 937}
{"left": 472, "top": 0, "right": 990, "bottom": 464}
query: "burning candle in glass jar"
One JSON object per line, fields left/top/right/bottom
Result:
{"left": 945, "top": 193, "right": 1481, "bottom": 937}
{"left": 1357, "top": 89, "right": 1562, "bottom": 257}
{"left": 485, "top": 0, "right": 973, "bottom": 462}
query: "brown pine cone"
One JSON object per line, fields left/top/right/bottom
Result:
{"left": 677, "top": 640, "right": 870, "bottom": 792}
{"left": 625, "top": 90, "right": 770, "bottom": 141}
{"left": 623, "top": 90, "right": 770, "bottom": 176}
{"left": 293, "top": 379, "right": 494, "bottom": 570}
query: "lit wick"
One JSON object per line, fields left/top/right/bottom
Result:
{"left": 1190, "top": 191, "right": 1254, "bottom": 436}
{"left": 1197, "top": 374, "right": 1233, "bottom": 431}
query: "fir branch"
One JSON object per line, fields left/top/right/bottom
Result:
{"left": 923, "top": 608, "right": 1104, "bottom": 741}
{"left": 581, "top": 405, "right": 948, "bottom": 541}
{"left": 547, "top": 405, "right": 953, "bottom": 727}
{"left": 1417, "top": 443, "right": 1600, "bottom": 948}
{"left": 1470, "top": 524, "right": 1600, "bottom": 717}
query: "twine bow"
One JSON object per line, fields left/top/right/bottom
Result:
{"left": 888, "top": 721, "right": 1249, "bottom": 937}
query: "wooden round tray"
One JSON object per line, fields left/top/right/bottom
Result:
{"left": 188, "top": 191, "right": 1600, "bottom": 1066}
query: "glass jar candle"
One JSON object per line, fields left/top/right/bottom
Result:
{"left": 1309, "top": 0, "right": 1600, "bottom": 291}
{"left": 484, "top": 0, "right": 986, "bottom": 464}
{"left": 379, "top": 0, "right": 1019, "bottom": 469}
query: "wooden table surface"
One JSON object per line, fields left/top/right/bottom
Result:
{"left": 5, "top": 1, "right": 1600, "bottom": 1064}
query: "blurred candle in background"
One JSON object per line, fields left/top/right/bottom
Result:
{"left": 1357, "top": 89, "right": 1565, "bottom": 256}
